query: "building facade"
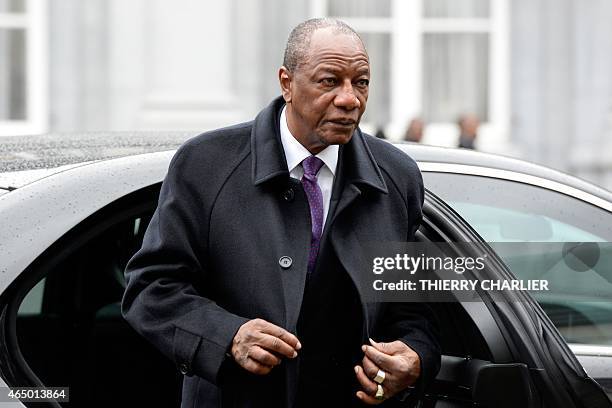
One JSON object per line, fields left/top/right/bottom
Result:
{"left": 1, "top": 0, "right": 611, "bottom": 187}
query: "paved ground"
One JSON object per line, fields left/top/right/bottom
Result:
{"left": 0, "top": 132, "right": 196, "bottom": 172}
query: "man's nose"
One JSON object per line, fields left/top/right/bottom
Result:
{"left": 333, "top": 80, "right": 360, "bottom": 110}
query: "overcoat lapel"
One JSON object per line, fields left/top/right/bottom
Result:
{"left": 251, "top": 97, "right": 312, "bottom": 335}
{"left": 326, "top": 130, "right": 389, "bottom": 339}
{"left": 327, "top": 127, "right": 388, "bottom": 225}
{"left": 251, "top": 98, "right": 312, "bottom": 408}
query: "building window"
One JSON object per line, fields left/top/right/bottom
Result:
{"left": 311, "top": 0, "right": 509, "bottom": 150}
{"left": 0, "top": 0, "right": 48, "bottom": 136}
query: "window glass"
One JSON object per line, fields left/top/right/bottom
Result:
{"left": 422, "top": 33, "right": 489, "bottom": 123}
{"left": 14, "top": 208, "right": 182, "bottom": 406}
{"left": 328, "top": 0, "right": 391, "bottom": 18}
{"left": 18, "top": 278, "right": 45, "bottom": 316}
{"left": 424, "top": 0, "right": 490, "bottom": 18}
{"left": 424, "top": 172, "right": 612, "bottom": 345}
{"left": 360, "top": 32, "right": 391, "bottom": 127}
{"left": 0, "top": 0, "right": 26, "bottom": 12}
{"left": 0, "top": 28, "right": 27, "bottom": 120}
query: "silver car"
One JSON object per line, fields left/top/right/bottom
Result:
{"left": 0, "top": 134, "right": 610, "bottom": 407}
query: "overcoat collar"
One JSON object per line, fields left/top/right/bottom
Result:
{"left": 251, "top": 96, "right": 388, "bottom": 195}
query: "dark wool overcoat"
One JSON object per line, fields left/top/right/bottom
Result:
{"left": 122, "top": 96, "right": 441, "bottom": 408}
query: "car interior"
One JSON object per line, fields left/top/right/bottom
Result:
{"left": 5, "top": 185, "right": 539, "bottom": 407}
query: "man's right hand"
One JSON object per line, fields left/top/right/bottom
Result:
{"left": 230, "top": 318, "right": 301, "bottom": 375}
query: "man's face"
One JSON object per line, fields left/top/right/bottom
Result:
{"left": 280, "top": 28, "right": 370, "bottom": 154}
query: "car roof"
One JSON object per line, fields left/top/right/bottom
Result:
{"left": 0, "top": 132, "right": 195, "bottom": 189}
{"left": 396, "top": 142, "right": 612, "bottom": 203}
{"left": 0, "top": 150, "right": 175, "bottom": 293}
{"left": 2, "top": 132, "right": 611, "bottom": 202}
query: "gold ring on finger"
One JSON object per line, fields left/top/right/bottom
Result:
{"left": 373, "top": 369, "right": 386, "bottom": 384}
{"left": 375, "top": 384, "right": 384, "bottom": 400}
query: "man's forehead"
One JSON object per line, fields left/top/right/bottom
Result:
{"left": 310, "top": 28, "right": 366, "bottom": 55}
{"left": 303, "top": 28, "right": 369, "bottom": 68}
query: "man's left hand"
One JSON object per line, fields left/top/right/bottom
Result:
{"left": 354, "top": 338, "right": 421, "bottom": 404}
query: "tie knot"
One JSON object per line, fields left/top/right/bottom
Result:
{"left": 302, "top": 156, "right": 324, "bottom": 177}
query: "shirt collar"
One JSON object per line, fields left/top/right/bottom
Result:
{"left": 280, "top": 106, "right": 339, "bottom": 175}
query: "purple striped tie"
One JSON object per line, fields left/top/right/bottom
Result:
{"left": 301, "top": 156, "right": 325, "bottom": 275}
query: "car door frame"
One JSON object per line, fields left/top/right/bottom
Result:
{"left": 419, "top": 160, "right": 612, "bottom": 401}
{"left": 423, "top": 189, "right": 612, "bottom": 408}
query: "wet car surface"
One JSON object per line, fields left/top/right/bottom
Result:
{"left": 0, "top": 133, "right": 610, "bottom": 407}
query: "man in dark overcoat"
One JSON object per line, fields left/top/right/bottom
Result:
{"left": 122, "top": 18, "right": 440, "bottom": 407}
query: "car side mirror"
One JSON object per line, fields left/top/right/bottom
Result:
{"left": 472, "top": 363, "right": 538, "bottom": 408}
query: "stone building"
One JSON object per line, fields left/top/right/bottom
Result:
{"left": 1, "top": 0, "right": 611, "bottom": 187}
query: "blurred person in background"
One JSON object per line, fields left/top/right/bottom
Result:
{"left": 404, "top": 118, "right": 425, "bottom": 143}
{"left": 374, "top": 125, "right": 387, "bottom": 139}
{"left": 457, "top": 114, "right": 479, "bottom": 149}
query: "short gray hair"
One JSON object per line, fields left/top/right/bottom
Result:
{"left": 283, "top": 18, "right": 365, "bottom": 72}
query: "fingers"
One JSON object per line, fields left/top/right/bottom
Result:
{"left": 232, "top": 345, "right": 279, "bottom": 376}
{"left": 248, "top": 345, "right": 282, "bottom": 367}
{"left": 354, "top": 367, "right": 385, "bottom": 406}
{"left": 242, "top": 356, "right": 274, "bottom": 375}
{"left": 362, "top": 355, "right": 380, "bottom": 379}
{"left": 356, "top": 390, "right": 384, "bottom": 405}
{"left": 356, "top": 339, "right": 420, "bottom": 403}
{"left": 369, "top": 338, "right": 406, "bottom": 354}
{"left": 231, "top": 318, "right": 301, "bottom": 375}
{"left": 362, "top": 344, "right": 395, "bottom": 372}
{"left": 258, "top": 332, "right": 299, "bottom": 359}
{"left": 355, "top": 365, "right": 385, "bottom": 405}
{"left": 354, "top": 365, "right": 378, "bottom": 395}
{"left": 249, "top": 319, "right": 301, "bottom": 358}
{"left": 356, "top": 357, "right": 389, "bottom": 404}
{"left": 259, "top": 321, "right": 302, "bottom": 351}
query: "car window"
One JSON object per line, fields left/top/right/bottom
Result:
{"left": 18, "top": 278, "right": 46, "bottom": 315}
{"left": 12, "top": 197, "right": 183, "bottom": 407}
{"left": 448, "top": 202, "right": 605, "bottom": 242}
{"left": 424, "top": 172, "right": 612, "bottom": 346}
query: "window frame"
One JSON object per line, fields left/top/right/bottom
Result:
{"left": 0, "top": 0, "right": 48, "bottom": 136}
{"left": 0, "top": 184, "right": 161, "bottom": 393}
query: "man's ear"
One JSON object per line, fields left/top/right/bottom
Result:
{"left": 279, "top": 66, "right": 292, "bottom": 103}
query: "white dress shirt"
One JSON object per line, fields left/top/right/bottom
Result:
{"left": 279, "top": 106, "right": 338, "bottom": 228}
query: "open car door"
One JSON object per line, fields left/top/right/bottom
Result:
{"left": 416, "top": 191, "right": 611, "bottom": 408}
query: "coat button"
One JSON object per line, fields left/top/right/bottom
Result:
{"left": 279, "top": 256, "right": 293, "bottom": 269}
{"left": 282, "top": 188, "right": 295, "bottom": 202}
{"left": 179, "top": 363, "right": 190, "bottom": 375}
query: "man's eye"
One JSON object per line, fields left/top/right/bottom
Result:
{"left": 356, "top": 79, "right": 370, "bottom": 87}
{"left": 320, "top": 78, "right": 337, "bottom": 86}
